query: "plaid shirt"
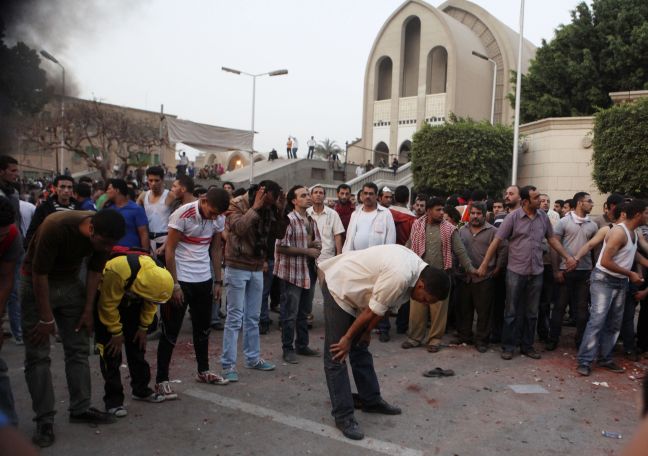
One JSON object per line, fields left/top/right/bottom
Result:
{"left": 274, "top": 211, "right": 321, "bottom": 289}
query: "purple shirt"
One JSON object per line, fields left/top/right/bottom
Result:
{"left": 496, "top": 207, "right": 553, "bottom": 276}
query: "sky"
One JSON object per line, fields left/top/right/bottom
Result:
{"left": 11, "top": 0, "right": 589, "bottom": 160}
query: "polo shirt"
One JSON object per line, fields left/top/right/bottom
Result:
{"left": 553, "top": 212, "right": 599, "bottom": 270}
{"left": 105, "top": 201, "right": 148, "bottom": 248}
{"left": 307, "top": 205, "right": 344, "bottom": 262}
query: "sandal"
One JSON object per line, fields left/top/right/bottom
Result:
{"left": 426, "top": 344, "right": 441, "bottom": 353}
{"left": 401, "top": 340, "right": 420, "bottom": 349}
{"left": 423, "top": 367, "right": 455, "bottom": 378}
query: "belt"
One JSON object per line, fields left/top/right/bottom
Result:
{"left": 149, "top": 231, "right": 167, "bottom": 238}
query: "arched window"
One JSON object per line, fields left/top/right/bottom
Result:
{"left": 401, "top": 16, "right": 421, "bottom": 97}
{"left": 426, "top": 46, "right": 447, "bottom": 94}
{"left": 374, "top": 141, "right": 389, "bottom": 166}
{"left": 399, "top": 140, "right": 411, "bottom": 163}
{"left": 376, "top": 57, "right": 393, "bottom": 100}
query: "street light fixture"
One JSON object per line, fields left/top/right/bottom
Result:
{"left": 221, "top": 66, "right": 288, "bottom": 185}
{"left": 41, "top": 49, "right": 66, "bottom": 174}
{"left": 471, "top": 51, "right": 497, "bottom": 125}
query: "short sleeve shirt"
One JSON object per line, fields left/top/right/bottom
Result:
{"left": 106, "top": 201, "right": 148, "bottom": 248}
{"left": 496, "top": 208, "right": 553, "bottom": 276}
{"left": 307, "top": 206, "right": 344, "bottom": 262}
{"left": 168, "top": 201, "right": 224, "bottom": 283}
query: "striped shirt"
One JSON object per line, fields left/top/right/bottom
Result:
{"left": 168, "top": 201, "right": 224, "bottom": 282}
{"left": 274, "top": 211, "right": 321, "bottom": 289}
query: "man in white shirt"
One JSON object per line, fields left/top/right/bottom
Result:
{"left": 155, "top": 188, "right": 231, "bottom": 399}
{"left": 320, "top": 244, "right": 450, "bottom": 441}
{"left": 355, "top": 165, "right": 365, "bottom": 178}
{"left": 343, "top": 182, "right": 396, "bottom": 252}
{"left": 291, "top": 137, "right": 299, "bottom": 159}
{"left": 137, "top": 166, "right": 175, "bottom": 261}
{"left": 307, "top": 136, "right": 316, "bottom": 159}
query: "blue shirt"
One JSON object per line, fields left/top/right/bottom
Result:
{"left": 105, "top": 201, "right": 148, "bottom": 248}
{"left": 79, "top": 198, "right": 96, "bottom": 211}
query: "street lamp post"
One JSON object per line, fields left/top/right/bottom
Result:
{"left": 222, "top": 66, "right": 288, "bottom": 185}
{"left": 471, "top": 51, "right": 497, "bottom": 125}
{"left": 40, "top": 50, "right": 65, "bottom": 174}
{"left": 511, "top": 0, "right": 526, "bottom": 185}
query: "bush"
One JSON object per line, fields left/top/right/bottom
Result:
{"left": 411, "top": 116, "right": 513, "bottom": 197}
{"left": 592, "top": 97, "right": 648, "bottom": 198}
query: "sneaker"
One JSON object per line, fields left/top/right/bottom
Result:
{"left": 32, "top": 422, "right": 55, "bottom": 448}
{"left": 196, "top": 371, "right": 229, "bottom": 385}
{"left": 69, "top": 407, "right": 116, "bottom": 424}
{"left": 283, "top": 350, "right": 299, "bottom": 364}
{"left": 222, "top": 368, "right": 239, "bottom": 382}
{"left": 245, "top": 359, "right": 276, "bottom": 371}
{"left": 133, "top": 392, "right": 165, "bottom": 403}
{"left": 155, "top": 381, "right": 178, "bottom": 400}
{"left": 576, "top": 364, "right": 591, "bottom": 376}
{"left": 598, "top": 361, "right": 625, "bottom": 373}
{"left": 106, "top": 406, "right": 128, "bottom": 417}
{"left": 14, "top": 337, "right": 24, "bottom": 346}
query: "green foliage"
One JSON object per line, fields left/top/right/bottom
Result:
{"left": 512, "top": 0, "right": 648, "bottom": 123}
{"left": 592, "top": 98, "right": 648, "bottom": 198}
{"left": 314, "top": 138, "right": 343, "bottom": 160}
{"left": 411, "top": 117, "right": 513, "bottom": 197}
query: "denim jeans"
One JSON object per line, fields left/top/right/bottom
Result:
{"left": 281, "top": 280, "right": 312, "bottom": 352}
{"left": 548, "top": 270, "right": 590, "bottom": 347}
{"left": 0, "top": 357, "right": 17, "bottom": 425}
{"left": 21, "top": 275, "right": 92, "bottom": 423}
{"left": 156, "top": 280, "right": 213, "bottom": 382}
{"left": 621, "top": 281, "right": 642, "bottom": 353}
{"left": 502, "top": 270, "right": 543, "bottom": 352}
{"left": 221, "top": 267, "right": 263, "bottom": 369}
{"left": 577, "top": 268, "right": 628, "bottom": 366}
{"left": 260, "top": 260, "right": 275, "bottom": 324}
{"left": 7, "top": 252, "right": 23, "bottom": 340}
{"left": 322, "top": 282, "right": 380, "bottom": 423}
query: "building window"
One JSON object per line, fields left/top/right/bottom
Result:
{"left": 333, "top": 170, "right": 345, "bottom": 181}
{"left": 376, "top": 57, "right": 393, "bottom": 101}
{"left": 311, "top": 168, "right": 326, "bottom": 180}
{"left": 426, "top": 46, "right": 448, "bottom": 94}
{"left": 401, "top": 16, "right": 421, "bottom": 97}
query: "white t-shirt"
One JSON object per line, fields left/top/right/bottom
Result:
{"left": 352, "top": 209, "right": 378, "bottom": 251}
{"left": 307, "top": 138, "right": 316, "bottom": 148}
{"left": 19, "top": 200, "right": 36, "bottom": 237}
{"left": 168, "top": 201, "right": 224, "bottom": 283}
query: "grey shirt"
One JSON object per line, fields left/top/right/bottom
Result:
{"left": 553, "top": 213, "right": 599, "bottom": 270}
{"left": 496, "top": 207, "right": 554, "bottom": 276}
{"left": 457, "top": 222, "right": 507, "bottom": 283}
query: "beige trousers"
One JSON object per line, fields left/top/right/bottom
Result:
{"left": 406, "top": 295, "right": 449, "bottom": 347}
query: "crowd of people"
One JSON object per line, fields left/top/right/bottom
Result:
{"left": 1, "top": 151, "right": 648, "bottom": 447}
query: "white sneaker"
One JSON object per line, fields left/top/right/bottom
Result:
{"left": 133, "top": 392, "right": 165, "bottom": 403}
{"left": 154, "top": 381, "right": 178, "bottom": 400}
{"left": 107, "top": 406, "right": 127, "bottom": 417}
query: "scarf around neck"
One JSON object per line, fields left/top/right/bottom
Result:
{"left": 410, "top": 215, "right": 456, "bottom": 270}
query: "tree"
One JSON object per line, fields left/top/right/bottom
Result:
{"left": 411, "top": 116, "right": 513, "bottom": 197}
{"left": 511, "top": 0, "right": 648, "bottom": 123}
{"left": 20, "top": 99, "right": 165, "bottom": 180}
{"left": 592, "top": 97, "right": 648, "bottom": 198}
{"left": 314, "top": 138, "right": 343, "bottom": 160}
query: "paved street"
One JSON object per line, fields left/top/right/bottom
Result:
{"left": 3, "top": 292, "right": 645, "bottom": 456}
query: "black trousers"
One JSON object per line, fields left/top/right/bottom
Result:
{"left": 537, "top": 265, "right": 554, "bottom": 341}
{"left": 156, "top": 280, "right": 213, "bottom": 383}
{"left": 457, "top": 279, "right": 494, "bottom": 345}
{"left": 548, "top": 270, "right": 590, "bottom": 347}
{"left": 95, "top": 298, "right": 155, "bottom": 409}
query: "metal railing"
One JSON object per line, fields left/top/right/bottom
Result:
{"left": 316, "top": 161, "right": 413, "bottom": 199}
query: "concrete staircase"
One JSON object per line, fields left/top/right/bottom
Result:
{"left": 316, "top": 162, "right": 414, "bottom": 199}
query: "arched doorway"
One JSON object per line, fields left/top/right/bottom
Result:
{"left": 376, "top": 56, "right": 393, "bottom": 100}
{"left": 426, "top": 46, "right": 448, "bottom": 94}
{"left": 226, "top": 152, "right": 247, "bottom": 171}
{"left": 374, "top": 142, "right": 389, "bottom": 167}
{"left": 401, "top": 16, "right": 421, "bottom": 97}
{"left": 398, "top": 140, "right": 411, "bottom": 163}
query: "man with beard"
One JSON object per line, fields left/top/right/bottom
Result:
{"left": 334, "top": 184, "right": 354, "bottom": 235}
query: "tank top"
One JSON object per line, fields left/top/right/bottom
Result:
{"left": 144, "top": 189, "right": 171, "bottom": 233}
{"left": 596, "top": 223, "right": 638, "bottom": 278}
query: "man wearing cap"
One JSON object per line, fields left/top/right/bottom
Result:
{"left": 378, "top": 187, "right": 393, "bottom": 208}
{"left": 95, "top": 254, "right": 174, "bottom": 417}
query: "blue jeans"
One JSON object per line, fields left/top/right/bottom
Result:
{"left": 7, "top": 253, "right": 23, "bottom": 340}
{"left": 322, "top": 282, "right": 380, "bottom": 423}
{"left": 281, "top": 279, "right": 313, "bottom": 352}
{"left": 621, "top": 281, "right": 642, "bottom": 353}
{"left": 577, "top": 268, "right": 628, "bottom": 366}
{"left": 260, "top": 260, "right": 274, "bottom": 324}
{"left": 221, "top": 267, "right": 263, "bottom": 369}
{"left": 502, "top": 270, "right": 543, "bottom": 352}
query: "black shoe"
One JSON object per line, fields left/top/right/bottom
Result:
{"left": 211, "top": 322, "right": 224, "bottom": 331}
{"left": 296, "top": 346, "right": 320, "bottom": 357}
{"left": 476, "top": 344, "right": 488, "bottom": 353}
{"left": 361, "top": 398, "right": 402, "bottom": 415}
{"left": 501, "top": 350, "right": 513, "bottom": 360}
{"left": 283, "top": 350, "right": 298, "bottom": 364}
{"left": 396, "top": 327, "right": 407, "bottom": 334}
{"left": 69, "top": 407, "right": 117, "bottom": 424}
{"left": 259, "top": 321, "right": 270, "bottom": 335}
{"left": 545, "top": 341, "right": 557, "bottom": 351}
{"left": 576, "top": 364, "right": 591, "bottom": 376}
{"left": 336, "top": 417, "right": 364, "bottom": 440}
{"left": 598, "top": 361, "right": 625, "bottom": 373}
{"left": 521, "top": 348, "right": 541, "bottom": 359}
{"left": 32, "top": 422, "right": 55, "bottom": 448}
{"left": 624, "top": 351, "right": 640, "bottom": 362}
{"left": 378, "top": 332, "right": 390, "bottom": 343}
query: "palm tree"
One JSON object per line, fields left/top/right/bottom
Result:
{"left": 314, "top": 138, "right": 343, "bottom": 161}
